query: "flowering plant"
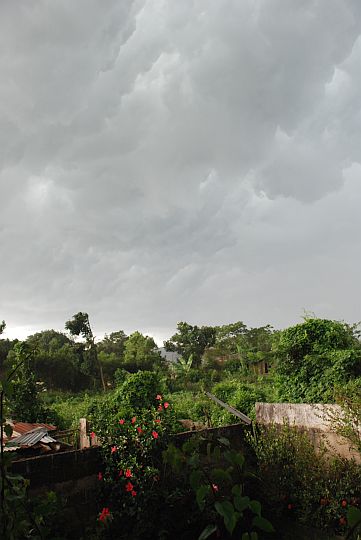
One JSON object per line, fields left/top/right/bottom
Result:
{"left": 93, "top": 392, "right": 173, "bottom": 535}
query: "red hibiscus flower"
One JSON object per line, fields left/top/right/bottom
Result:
{"left": 98, "top": 472, "right": 103, "bottom": 481}
{"left": 131, "top": 417, "right": 137, "bottom": 424}
{"left": 212, "top": 484, "right": 219, "bottom": 492}
{"left": 99, "top": 507, "right": 110, "bottom": 522}
{"left": 125, "top": 481, "right": 134, "bottom": 492}
{"left": 156, "top": 394, "right": 162, "bottom": 400}
{"left": 137, "top": 427, "right": 143, "bottom": 434}
{"left": 164, "top": 402, "right": 169, "bottom": 409}
{"left": 119, "top": 419, "right": 125, "bottom": 425}
{"left": 152, "top": 431, "right": 159, "bottom": 439}
{"left": 118, "top": 469, "right": 123, "bottom": 477}
{"left": 158, "top": 404, "right": 163, "bottom": 411}
{"left": 341, "top": 499, "right": 347, "bottom": 508}
{"left": 125, "top": 469, "right": 132, "bottom": 478}
{"left": 90, "top": 432, "right": 96, "bottom": 439}
{"left": 155, "top": 418, "right": 161, "bottom": 423}
{"left": 131, "top": 490, "right": 137, "bottom": 497}
{"left": 111, "top": 446, "right": 117, "bottom": 453}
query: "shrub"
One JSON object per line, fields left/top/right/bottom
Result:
{"left": 163, "top": 434, "right": 274, "bottom": 539}
{"left": 211, "top": 380, "right": 267, "bottom": 422}
{"left": 92, "top": 395, "right": 173, "bottom": 539}
{"left": 275, "top": 319, "right": 361, "bottom": 403}
{"left": 247, "top": 423, "right": 361, "bottom": 536}
{"left": 121, "top": 371, "right": 164, "bottom": 411}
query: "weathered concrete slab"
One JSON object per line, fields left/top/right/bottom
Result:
{"left": 255, "top": 402, "right": 360, "bottom": 461}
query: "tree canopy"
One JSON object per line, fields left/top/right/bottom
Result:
{"left": 164, "top": 322, "right": 216, "bottom": 365}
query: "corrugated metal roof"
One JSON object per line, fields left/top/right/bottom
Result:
{"left": 12, "top": 422, "right": 56, "bottom": 435}
{"left": 6, "top": 427, "right": 56, "bottom": 448}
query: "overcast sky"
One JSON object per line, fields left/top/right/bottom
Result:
{"left": 1, "top": 0, "right": 361, "bottom": 344}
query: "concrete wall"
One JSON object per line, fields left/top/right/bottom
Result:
{"left": 255, "top": 402, "right": 360, "bottom": 461}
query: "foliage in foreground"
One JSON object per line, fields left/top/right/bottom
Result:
{"left": 247, "top": 423, "right": 361, "bottom": 538}
{"left": 163, "top": 434, "right": 274, "bottom": 539}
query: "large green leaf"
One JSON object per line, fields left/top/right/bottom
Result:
{"left": 347, "top": 505, "right": 361, "bottom": 528}
{"left": 252, "top": 515, "right": 274, "bottom": 533}
{"left": 249, "top": 500, "right": 261, "bottom": 517}
{"left": 212, "top": 468, "right": 232, "bottom": 483}
{"left": 196, "top": 485, "right": 210, "bottom": 511}
{"left": 190, "top": 470, "right": 203, "bottom": 490}
{"left": 232, "top": 484, "right": 242, "bottom": 497}
{"left": 234, "top": 495, "right": 250, "bottom": 513}
{"left": 215, "top": 500, "right": 238, "bottom": 534}
{"left": 198, "top": 524, "right": 217, "bottom": 540}
{"left": 224, "top": 450, "right": 245, "bottom": 468}
{"left": 215, "top": 500, "right": 234, "bottom": 519}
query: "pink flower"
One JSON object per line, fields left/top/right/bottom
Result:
{"left": 98, "top": 472, "right": 103, "bottom": 481}
{"left": 118, "top": 469, "right": 123, "bottom": 477}
{"left": 152, "top": 431, "right": 159, "bottom": 439}
{"left": 131, "top": 490, "right": 137, "bottom": 497}
{"left": 119, "top": 419, "right": 125, "bottom": 425}
{"left": 125, "top": 481, "right": 134, "bottom": 492}
{"left": 131, "top": 417, "right": 137, "bottom": 424}
{"left": 137, "top": 427, "right": 143, "bottom": 434}
{"left": 164, "top": 402, "right": 169, "bottom": 409}
{"left": 125, "top": 469, "right": 132, "bottom": 478}
{"left": 99, "top": 507, "right": 110, "bottom": 522}
{"left": 158, "top": 404, "right": 163, "bottom": 411}
{"left": 212, "top": 484, "right": 219, "bottom": 492}
{"left": 111, "top": 446, "right": 117, "bottom": 454}
{"left": 90, "top": 432, "right": 96, "bottom": 439}
{"left": 156, "top": 394, "right": 162, "bottom": 400}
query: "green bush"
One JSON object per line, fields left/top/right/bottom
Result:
{"left": 211, "top": 380, "right": 268, "bottom": 422}
{"left": 46, "top": 392, "right": 96, "bottom": 429}
{"left": 247, "top": 423, "right": 361, "bottom": 536}
{"left": 169, "top": 391, "right": 213, "bottom": 426}
{"left": 275, "top": 319, "right": 361, "bottom": 403}
{"left": 121, "top": 371, "right": 164, "bottom": 411}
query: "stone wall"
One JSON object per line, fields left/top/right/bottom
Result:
{"left": 255, "top": 402, "right": 360, "bottom": 461}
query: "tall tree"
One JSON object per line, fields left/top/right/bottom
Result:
{"left": 98, "top": 330, "right": 128, "bottom": 357}
{"left": 65, "top": 312, "right": 106, "bottom": 391}
{"left": 123, "top": 331, "right": 162, "bottom": 372}
{"left": 164, "top": 322, "right": 216, "bottom": 366}
{"left": 8, "top": 342, "right": 47, "bottom": 422}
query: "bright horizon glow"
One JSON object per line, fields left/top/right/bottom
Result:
{"left": 1, "top": 325, "right": 167, "bottom": 348}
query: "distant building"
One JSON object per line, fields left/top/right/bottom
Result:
{"left": 158, "top": 347, "right": 181, "bottom": 363}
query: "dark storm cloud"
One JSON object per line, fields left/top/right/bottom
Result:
{"left": 1, "top": 0, "right": 361, "bottom": 341}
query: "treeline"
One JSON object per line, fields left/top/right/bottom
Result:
{"left": 1, "top": 315, "right": 361, "bottom": 405}
{"left": 0, "top": 316, "right": 276, "bottom": 392}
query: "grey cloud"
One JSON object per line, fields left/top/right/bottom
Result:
{"left": 1, "top": 0, "right": 361, "bottom": 341}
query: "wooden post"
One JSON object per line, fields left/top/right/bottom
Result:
{"left": 79, "top": 418, "right": 90, "bottom": 449}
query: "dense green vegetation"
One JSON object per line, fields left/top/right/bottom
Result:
{"left": 1, "top": 315, "right": 361, "bottom": 538}
{"left": 1, "top": 315, "right": 361, "bottom": 429}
